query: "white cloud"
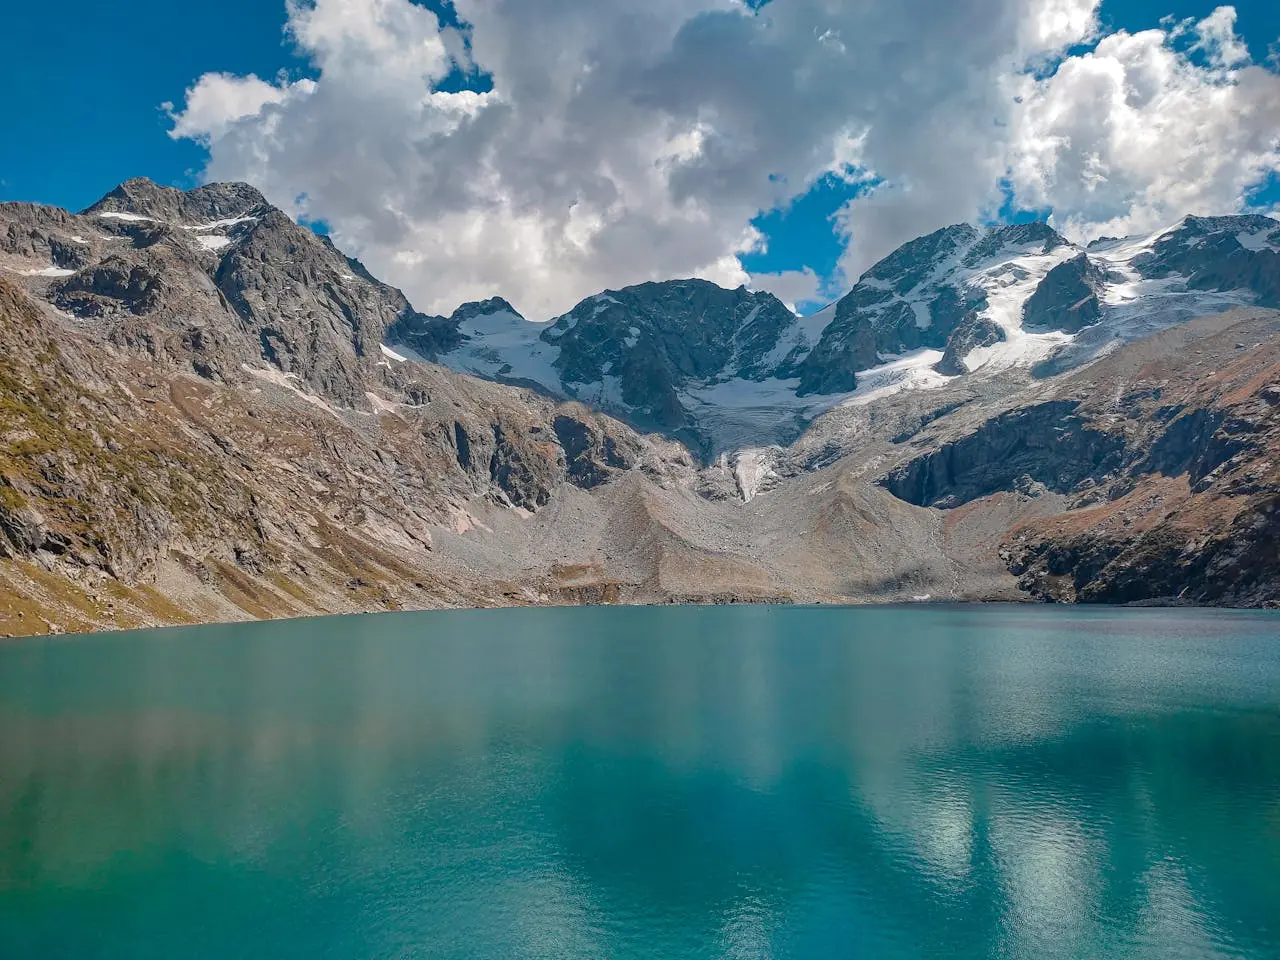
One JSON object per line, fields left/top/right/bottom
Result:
{"left": 748, "top": 267, "right": 823, "bottom": 313}
{"left": 168, "top": 0, "right": 1280, "bottom": 317}
{"left": 165, "top": 73, "right": 298, "bottom": 142}
{"left": 1009, "top": 6, "right": 1280, "bottom": 243}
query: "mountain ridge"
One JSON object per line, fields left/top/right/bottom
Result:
{"left": 392, "top": 209, "right": 1279, "bottom": 457}
{"left": 0, "top": 177, "right": 1277, "bottom": 633}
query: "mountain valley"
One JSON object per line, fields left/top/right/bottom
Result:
{"left": 1, "top": 178, "right": 1277, "bottom": 633}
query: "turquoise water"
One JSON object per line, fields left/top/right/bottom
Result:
{"left": 0, "top": 605, "right": 1278, "bottom": 959}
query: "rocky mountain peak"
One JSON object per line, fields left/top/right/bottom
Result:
{"left": 453, "top": 297, "right": 524, "bottom": 323}
{"left": 862, "top": 223, "right": 979, "bottom": 287}
{"left": 84, "top": 178, "right": 270, "bottom": 225}
{"left": 1130, "top": 212, "right": 1280, "bottom": 307}
{"left": 962, "top": 221, "right": 1070, "bottom": 266}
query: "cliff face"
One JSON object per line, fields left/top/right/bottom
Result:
{"left": 875, "top": 309, "right": 1280, "bottom": 606}
{"left": 1002, "top": 312, "right": 1280, "bottom": 606}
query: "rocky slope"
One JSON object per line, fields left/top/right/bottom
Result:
{"left": 0, "top": 179, "right": 1277, "bottom": 633}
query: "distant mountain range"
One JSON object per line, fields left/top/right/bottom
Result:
{"left": 388, "top": 213, "right": 1280, "bottom": 457}
{"left": 0, "top": 177, "right": 1276, "bottom": 633}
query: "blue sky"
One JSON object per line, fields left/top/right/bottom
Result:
{"left": 1, "top": 0, "right": 1277, "bottom": 315}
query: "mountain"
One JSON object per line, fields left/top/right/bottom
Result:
{"left": 392, "top": 216, "right": 1278, "bottom": 458}
{"left": 0, "top": 179, "right": 1277, "bottom": 633}
{"left": 389, "top": 279, "right": 832, "bottom": 457}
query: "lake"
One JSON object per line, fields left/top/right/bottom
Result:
{"left": 0, "top": 604, "right": 1278, "bottom": 959}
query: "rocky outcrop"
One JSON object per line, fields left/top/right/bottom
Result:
{"left": 998, "top": 310, "right": 1280, "bottom": 605}
{"left": 0, "top": 202, "right": 100, "bottom": 270}
{"left": 882, "top": 400, "right": 1127, "bottom": 508}
{"left": 1008, "top": 495, "right": 1280, "bottom": 606}
{"left": 796, "top": 222, "right": 1074, "bottom": 394}
{"left": 1132, "top": 214, "right": 1280, "bottom": 306}
{"left": 937, "top": 314, "right": 1005, "bottom": 375}
{"left": 553, "top": 412, "right": 638, "bottom": 488}
{"left": 1022, "top": 252, "right": 1105, "bottom": 333}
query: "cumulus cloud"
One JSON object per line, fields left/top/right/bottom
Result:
{"left": 1009, "top": 6, "right": 1280, "bottom": 243}
{"left": 165, "top": 72, "right": 299, "bottom": 142}
{"left": 747, "top": 268, "right": 825, "bottom": 313}
{"left": 169, "top": 0, "right": 1280, "bottom": 317}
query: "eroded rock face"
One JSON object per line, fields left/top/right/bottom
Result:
{"left": 55, "top": 258, "right": 167, "bottom": 316}
{"left": 553, "top": 413, "right": 638, "bottom": 489}
{"left": 882, "top": 400, "right": 1127, "bottom": 508}
{"left": 0, "top": 203, "right": 99, "bottom": 270}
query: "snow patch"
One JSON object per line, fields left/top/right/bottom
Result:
{"left": 759, "top": 300, "right": 837, "bottom": 369}
{"left": 380, "top": 342, "right": 429, "bottom": 364}
{"left": 839, "top": 349, "right": 954, "bottom": 407}
{"left": 242, "top": 364, "right": 338, "bottom": 417}
{"left": 96, "top": 211, "right": 156, "bottom": 223}
{"left": 960, "top": 244, "right": 1081, "bottom": 373}
{"left": 18, "top": 266, "right": 75, "bottom": 277}
{"left": 68, "top": 235, "right": 90, "bottom": 245}
{"left": 733, "top": 447, "right": 780, "bottom": 502}
{"left": 364, "top": 392, "right": 403, "bottom": 414}
{"left": 194, "top": 234, "right": 231, "bottom": 252}
{"left": 180, "top": 216, "right": 258, "bottom": 232}
{"left": 1237, "top": 228, "right": 1280, "bottom": 252}
{"left": 436, "top": 307, "right": 565, "bottom": 393}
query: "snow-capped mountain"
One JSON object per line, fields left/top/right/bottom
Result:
{"left": 388, "top": 280, "right": 834, "bottom": 455}
{"left": 387, "top": 214, "right": 1279, "bottom": 456}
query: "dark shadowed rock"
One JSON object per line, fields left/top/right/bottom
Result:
{"left": 1022, "top": 252, "right": 1105, "bottom": 332}
{"left": 937, "top": 314, "right": 1005, "bottom": 375}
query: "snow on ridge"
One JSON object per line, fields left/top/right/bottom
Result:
{"left": 839, "top": 349, "right": 953, "bottom": 407}
{"left": 961, "top": 243, "right": 1082, "bottom": 373}
{"left": 434, "top": 306, "right": 566, "bottom": 393}
{"left": 96, "top": 211, "right": 157, "bottom": 223}
{"left": 180, "top": 216, "right": 258, "bottom": 232}
{"left": 380, "top": 342, "right": 428, "bottom": 364}
{"left": 757, "top": 301, "right": 837, "bottom": 370}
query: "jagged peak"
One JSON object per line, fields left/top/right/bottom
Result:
{"left": 83, "top": 179, "right": 271, "bottom": 226}
{"left": 1174, "top": 212, "right": 1280, "bottom": 234}
{"left": 451, "top": 297, "right": 524, "bottom": 322}
{"left": 962, "top": 221, "right": 1072, "bottom": 266}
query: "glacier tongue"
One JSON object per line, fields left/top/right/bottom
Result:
{"left": 957, "top": 242, "right": 1082, "bottom": 373}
